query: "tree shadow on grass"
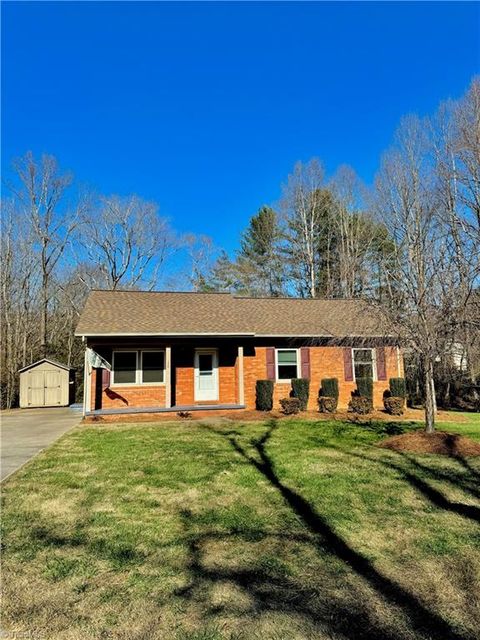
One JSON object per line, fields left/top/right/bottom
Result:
{"left": 188, "top": 421, "right": 471, "bottom": 640}
{"left": 394, "top": 449, "right": 480, "bottom": 501}
{"left": 177, "top": 512, "right": 406, "bottom": 640}
{"left": 444, "top": 435, "right": 480, "bottom": 482}
{"left": 330, "top": 444, "right": 480, "bottom": 524}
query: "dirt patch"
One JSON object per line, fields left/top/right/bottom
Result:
{"left": 378, "top": 430, "right": 480, "bottom": 457}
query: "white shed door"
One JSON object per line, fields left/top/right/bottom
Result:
{"left": 44, "top": 371, "right": 63, "bottom": 406}
{"left": 27, "top": 371, "right": 45, "bottom": 406}
{"left": 27, "top": 370, "right": 63, "bottom": 407}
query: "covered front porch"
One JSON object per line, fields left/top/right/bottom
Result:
{"left": 83, "top": 338, "right": 247, "bottom": 417}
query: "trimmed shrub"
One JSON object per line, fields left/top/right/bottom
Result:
{"left": 356, "top": 377, "right": 373, "bottom": 400}
{"left": 320, "top": 378, "right": 339, "bottom": 405}
{"left": 291, "top": 378, "right": 310, "bottom": 411}
{"left": 256, "top": 380, "right": 274, "bottom": 411}
{"left": 320, "top": 378, "right": 339, "bottom": 412}
{"left": 348, "top": 396, "right": 372, "bottom": 415}
{"left": 320, "top": 377, "right": 339, "bottom": 398}
{"left": 318, "top": 396, "right": 337, "bottom": 413}
{"left": 279, "top": 397, "right": 301, "bottom": 415}
{"left": 389, "top": 377, "right": 406, "bottom": 399}
{"left": 384, "top": 396, "right": 404, "bottom": 416}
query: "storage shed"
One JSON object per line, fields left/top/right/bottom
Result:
{"left": 19, "top": 359, "right": 75, "bottom": 408}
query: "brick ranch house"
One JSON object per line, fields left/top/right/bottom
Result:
{"left": 76, "top": 290, "right": 404, "bottom": 417}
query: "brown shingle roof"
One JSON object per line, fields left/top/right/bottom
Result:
{"left": 76, "top": 290, "right": 389, "bottom": 338}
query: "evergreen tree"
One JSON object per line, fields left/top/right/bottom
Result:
{"left": 238, "top": 206, "right": 284, "bottom": 296}
{"left": 203, "top": 207, "right": 284, "bottom": 296}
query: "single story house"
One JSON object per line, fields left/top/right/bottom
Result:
{"left": 75, "top": 290, "right": 403, "bottom": 416}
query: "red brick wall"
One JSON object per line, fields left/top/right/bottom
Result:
{"left": 89, "top": 345, "right": 403, "bottom": 412}
{"left": 102, "top": 385, "right": 166, "bottom": 409}
{"left": 89, "top": 369, "right": 166, "bottom": 410}
{"left": 174, "top": 363, "right": 194, "bottom": 406}
{"left": 173, "top": 349, "right": 237, "bottom": 406}
{"left": 244, "top": 346, "right": 403, "bottom": 410}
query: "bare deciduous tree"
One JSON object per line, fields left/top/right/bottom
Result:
{"left": 374, "top": 113, "right": 477, "bottom": 432}
{"left": 280, "top": 159, "right": 332, "bottom": 298}
{"left": 79, "top": 195, "right": 176, "bottom": 290}
{"left": 330, "top": 166, "right": 394, "bottom": 300}
{"left": 9, "top": 152, "right": 81, "bottom": 355}
{"left": 0, "top": 199, "right": 38, "bottom": 406}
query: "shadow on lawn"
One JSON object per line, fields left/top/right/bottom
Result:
{"left": 332, "top": 445, "right": 480, "bottom": 524}
{"left": 177, "top": 512, "right": 403, "bottom": 640}
{"left": 178, "top": 421, "right": 472, "bottom": 640}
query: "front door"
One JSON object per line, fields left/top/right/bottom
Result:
{"left": 194, "top": 349, "right": 219, "bottom": 402}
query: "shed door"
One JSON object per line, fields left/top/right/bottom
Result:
{"left": 44, "top": 370, "right": 63, "bottom": 406}
{"left": 27, "top": 371, "right": 45, "bottom": 406}
{"left": 27, "top": 370, "right": 63, "bottom": 407}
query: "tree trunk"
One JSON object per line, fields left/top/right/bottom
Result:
{"left": 41, "top": 291, "right": 48, "bottom": 357}
{"left": 424, "top": 357, "right": 436, "bottom": 433}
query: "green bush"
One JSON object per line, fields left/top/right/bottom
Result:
{"left": 256, "top": 380, "right": 274, "bottom": 411}
{"left": 389, "top": 377, "right": 406, "bottom": 399}
{"left": 291, "top": 378, "right": 310, "bottom": 411}
{"left": 279, "top": 397, "right": 301, "bottom": 415}
{"left": 384, "top": 396, "right": 405, "bottom": 415}
{"left": 356, "top": 377, "right": 373, "bottom": 400}
{"left": 348, "top": 396, "right": 372, "bottom": 415}
{"left": 320, "top": 378, "right": 339, "bottom": 400}
{"left": 320, "top": 378, "right": 339, "bottom": 411}
{"left": 318, "top": 396, "right": 337, "bottom": 413}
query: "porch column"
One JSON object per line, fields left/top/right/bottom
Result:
{"left": 165, "top": 346, "right": 172, "bottom": 408}
{"left": 238, "top": 345, "right": 245, "bottom": 406}
{"left": 83, "top": 348, "right": 89, "bottom": 417}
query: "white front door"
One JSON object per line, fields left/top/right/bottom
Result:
{"left": 194, "top": 349, "right": 219, "bottom": 402}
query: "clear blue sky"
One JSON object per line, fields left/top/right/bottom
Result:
{"left": 2, "top": 1, "right": 479, "bottom": 252}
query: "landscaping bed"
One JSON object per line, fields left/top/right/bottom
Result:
{"left": 378, "top": 430, "right": 480, "bottom": 457}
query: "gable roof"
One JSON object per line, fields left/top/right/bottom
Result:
{"left": 75, "top": 290, "right": 390, "bottom": 338}
{"left": 18, "top": 358, "right": 74, "bottom": 373}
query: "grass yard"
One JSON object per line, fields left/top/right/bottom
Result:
{"left": 2, "top": 414, "right": 480, "bottom": 640}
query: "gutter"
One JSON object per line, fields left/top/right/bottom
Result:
{"left": 75, "top": 332, "right": 256, "bottom": 338}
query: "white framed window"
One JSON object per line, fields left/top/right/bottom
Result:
{"left": 352, "top": 348, "right": 377, "bottom": 381}
{"left": 276, "top": 348, "right": 300, "bottom": 381}
{"left": 112, "top": 349, "right": 165, "bottom": 386}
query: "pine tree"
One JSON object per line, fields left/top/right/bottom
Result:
{"left": 238, "top": 206, "right": 284, "bottom": 296}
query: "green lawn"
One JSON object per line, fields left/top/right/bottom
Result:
{"left": 2, "top": 414, "right": 480, "bottom": 640}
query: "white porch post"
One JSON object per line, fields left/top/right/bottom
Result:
{"left": 238, "top": 345, "right": 245, "bottom": 406}
{"left": 83, "top": 347, "right": 90, "bottom": 417}
{"left": 165, "top": 346, "right": 172, "bottom": 408}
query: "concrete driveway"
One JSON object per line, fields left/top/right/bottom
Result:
{"left": 1, "top": 407, "right": 82, "bottom": 481}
